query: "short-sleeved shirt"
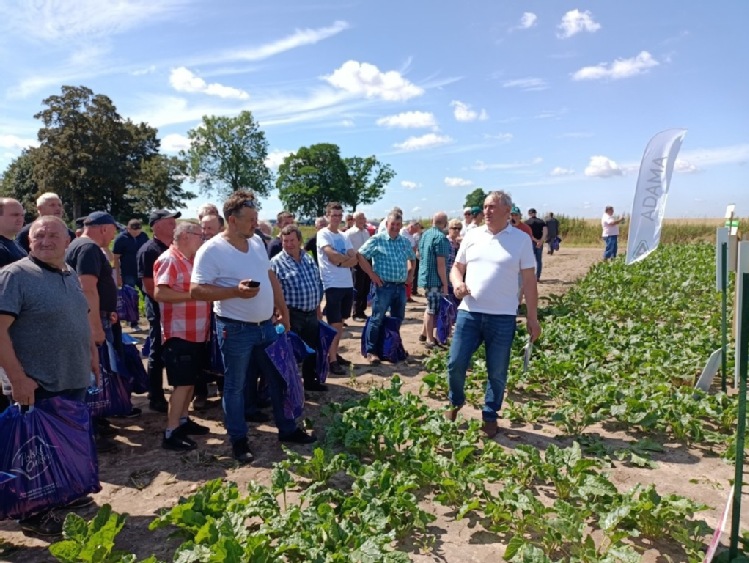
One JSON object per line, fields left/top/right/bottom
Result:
{"left": 154, "top": 245, "right": 210, "bottom": 343}
{"left": 358, "top": 233, "right": 416, "bottom": 283}
{"left": 417, "top": 227, "right": 451, "bottom": 289}
{"left": 0, "top": 257, "right": 90, "bottom": 392}
{"left": 16, "top": 223, "right": 75, "bottom": 253}
{"left": 137, "top": 237, "right": 169, "bottom": 313}
{"left": 316, "top": 228, "right": 354, "bottom": 290}
{"left": 524, "top": 217, "right": 546, "bottom": 241}
{"left": 112, "top": 231, "right": 149, "bottom": 279}
{"left": 0, "top": 235, "right": 28, "bottom": 268}
{"left": 65, "top": 237, "right": 118, "bottom": 313}
{"left": 456, "top": 225, "right": 536, "bottom": 315}
{"left": 344, "top": 226, "right": 370, "bottom": 252}
{"left": 191, "top": 235, "right": 274, "bottom": 323}
{"left": 270, "top": 250, "right": 323, "bottom": 312}
{"left": 601, "top": 213, "right": 619, "bottom": 237}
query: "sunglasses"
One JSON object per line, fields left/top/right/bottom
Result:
{"left": 449, "top": 226, "right": 461, "bottom": 230}
{"left": 242, "top": 200, "right": 257, "bottom": 209}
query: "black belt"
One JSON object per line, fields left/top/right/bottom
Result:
{"left": 216, "top": 315, "right": 271, "bottom": 327}
{"left": 289, "top": 307, "right": 316, "bottom": 315}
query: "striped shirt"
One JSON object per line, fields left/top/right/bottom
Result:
{"left": 358, "top": 233, "right": 416, "bottom": 283}
{"left": 270, "top": 250, "right": 323, "bottom": 312}
{"left": 154, "top": 245, "right": 211, "bottom": 343}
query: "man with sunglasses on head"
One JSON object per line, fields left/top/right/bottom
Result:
{"left": 113, "top": 219, "right": 149, "bottom": 290}
{"left": 191, "top": 190, "right": 315, "bottom": 464}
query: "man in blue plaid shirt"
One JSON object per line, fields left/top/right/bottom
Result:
{"left": 270, "top": 225, "right": 327, "bottom": 391}
{"left": 418, "top": 212, "right": 451, "bottom": 349}
{"left": 357, "top": 211, "right": 416, "bottom": 365}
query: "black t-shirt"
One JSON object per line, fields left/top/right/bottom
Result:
{"left": 16, "top": 223, "right": 76, "bottom": 253}
{"left": 304, "top": 235, "right": 317, "bottom": 262}
{"left": 65, "top": 237, "right": 118, "bottom": 313}
{"left": 0, "top": 235, "right": 28, "bottom": 268}
{"left": 267, "top": 237, "right": 283, "bottom": 259}
{"left": 112, "top": 231, "right": 149, "bottom": 278}
{"left": 524, "top": 217, "right": 546, "bottom": 240}
{"left": 136, "top": 237, "right": 169, "bottom": 281}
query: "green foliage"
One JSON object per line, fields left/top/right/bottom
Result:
{"left": 126, "top": 154, "right": 195, "bottom": 214}
{"left": 0, "top": 149, "right": 39, "bottom": 222}
{"left": 463, "top": 187, "right": 486, "bottom": 209}
{"left": 276, "top": 143, "right": 351, "bottom": 218}
{"left": 184, "top": 111, "right": 272, "bottom": 198}
{"left": 343, "top": 156, "right": 395, "bottom": 211}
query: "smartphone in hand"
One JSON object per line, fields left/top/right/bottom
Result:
{"left": 242, "top": 280, "right": 261, "bottom": 288}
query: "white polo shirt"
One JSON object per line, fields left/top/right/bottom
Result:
{"left": 455, "top": 225, "right": 536, "bottom": 315}
{"left": 344, "top": 226, "right": 370, "bottom": 252}
{"left": 191, "top": 235, "right": 274, "bottom": 323}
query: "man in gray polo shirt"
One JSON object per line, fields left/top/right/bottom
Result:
{"left": 0, "top": 216, "right": 100, "bottom": 536}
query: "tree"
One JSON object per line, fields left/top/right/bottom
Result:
{"left": 276, "top": 144, "right": 351, "bottom": 218}
{"left": 464, "top": 187, "right": 487, "bottom": 209}
{"left": 126, "top": 155, "right": 195, "bottom": 214}
{"left": 184, "top": 111, "right": 272, "bottom": 198}
{"left": 0, "top": 149, "right": 39, "bottom": 222}
{"left": 343, "top": 156, "right": 395, "bottom": 211}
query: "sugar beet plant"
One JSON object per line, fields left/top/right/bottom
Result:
{"left": 423, "top": 243, "right": 738, "bottom": 454}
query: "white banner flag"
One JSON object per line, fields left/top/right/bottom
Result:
{"left": 626, "top": 128, "right": 687, "bottom": 265}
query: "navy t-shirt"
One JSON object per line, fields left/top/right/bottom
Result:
{"left": 112, "top": 231, "right": 149, "bottom": 278}
{"left": 65, "top": 237, "right": 118, "bottom": 313}
{"left": 0, "top": 235, "right": 28, "bottom": 268}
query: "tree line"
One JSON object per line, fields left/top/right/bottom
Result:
{"left": 0, "top": 85, "right": 396, "bottom": 222}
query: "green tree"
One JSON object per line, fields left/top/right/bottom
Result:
{"left": 464, "top": 187, "right": 487, "bottom": 209}
{"left": 343, "top": 156, "right": 395, "bottom": 211}
{"left": 126, "top": 155, "right": 195, "bottom": 215}
{"left": 0, "top": 149, "right": 39, "bottom": 222}
{"left": 184, "top": 111, "right": 272, "bottom": 198}
{"left": 276, "top": 144, "right": 351, "bottom": 218}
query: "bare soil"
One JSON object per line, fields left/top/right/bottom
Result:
{"left": 1, "top": 246, "right": 743, "bottom": 562}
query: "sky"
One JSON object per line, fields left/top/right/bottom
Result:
{"left": 0, "top": 1, "right": 747, "bottom": 222}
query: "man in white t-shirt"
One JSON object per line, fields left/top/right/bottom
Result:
{"left": 191, "top": 190, "right": 315, "bottom": 464}
{"left": 447, "top": 191, "right": 542, "bottom": 438}
{"left": 601, "top": 206, "right": 624, "bottom": 260}
{"left": 317, "top": 201, "right": 358, "bottom": 375}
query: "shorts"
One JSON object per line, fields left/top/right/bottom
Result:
{"left": 162, "top": 338, "right": 208, "bottom": 387}
{"left": 324, "top": 287, "right": 353, "bottom": 324}
{"left": 425, "top": 287, "right": 442, "bottom": 315}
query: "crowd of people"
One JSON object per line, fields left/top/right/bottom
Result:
{"left": 0, "top": 188, "right": 621, "bottom": 537}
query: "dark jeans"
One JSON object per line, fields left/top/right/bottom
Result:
{"left": 145, "top": 297, "right": 166, "bottom": 403}
{"left": 533, "top": 245, "right": 543, "bottom": 280}
{"left": 412, "top": 259, "right": 420, "bottom": 293}
{"left": 353, "top": 264, "right": 370, "bottom": 318}
{"left": 289, "top": 308, "right": 321, "bottom": 385}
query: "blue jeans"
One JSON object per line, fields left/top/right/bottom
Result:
{"left": 215, "top": 318, "right": 296, "bottom": 442}
{"left": 366, "top": 282, "right": 406, "bottom": 354}
{"left": 603, "top": 235, "right": 618, "bottom": 260}
{"left": 533, "top": 245, "right": 543, "bottom": 280}
{"left": 447, "top": 311, "right": 516, "bottom": 421}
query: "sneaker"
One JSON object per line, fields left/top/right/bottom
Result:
{"left": 114, "top": 407, "right": 142, "bottom": 419}
{"left": 65, "top": 495, "right": 95, "bottom": 509}
{"left": 244, "top": 410, "right": 271, "bottom": 423}
{"left": 149, "top": 400, "right": 168, "bottom": 413}
{"left": 192, "top": 396, "right": 208, "bottom": 411}
{"left": 336, "top": 355, "right": 352, "bottom": 367}
{"left": 328, "top": 361, "right": 346, "bottom": 376}
{"left": 278, "top": 428, "right": 317, "bottom": 444}
{"left": 231, "top": 438, "right": 254, "bottom": 464}
{"left": 352, "top": 315, "right": 368, "bottom": 322}
{"left": 365, "top": 354, "right": 381, "bottom": 366}
{"left": 424, "top": 340, "right": 437, "bottom": 349}
{"left": 180, "top": 418, "right": 210, "bottom": 436}
{"left": 304, "top": 381, "right": 328, "bottom": 392}
{"left": 163, "top": 429, "right": 197, "bottom": 452}
{"left": 95, "top": 434, "right": 118, "bottom": 453}
{"left": 18, "top": 511, "right": 62, "bottom": 537}
{"left": 94, "top": 419, "right": 117, "bottom": 437}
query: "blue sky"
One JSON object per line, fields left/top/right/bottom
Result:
{"left": 1, "top": 1, "right": 747, "bottom": 221}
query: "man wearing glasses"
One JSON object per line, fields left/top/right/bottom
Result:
{"left": 191, "top": 191, "right": 315, "bottom": 464}
{"left": 113, "top": 219, "right": 149, "bottom": 289}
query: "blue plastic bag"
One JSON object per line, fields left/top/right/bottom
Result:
{"left": 87, "top": 344, "right": 132, "bottom": 417}
{"left": 265, "top": 334, "right": 304, "bottom": 420}
{"left": 360, "top": 316, "right": 407, "bottom": 363}
{"left": 316, "top": 321, "right": 338, "bottom": 383}
{"left": 0, "top": 397, "right": 101, "bottom": 520}
{"left": 436, "top": 296, "right": 458, "bottom": 345}
{"left": 288, "top": 331, "right": 315, "bottom": 363}
{"left": 117, "top": 286, "right": 139, "bottom": 323}
{"left": 117, "top": 333, "right": 148, "bottom": 395}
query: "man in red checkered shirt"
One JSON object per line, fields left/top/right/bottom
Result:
{"left": 154, "top": 221, "right": 212, "bottom": 451}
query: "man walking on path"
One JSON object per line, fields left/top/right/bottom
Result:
{"left": 524, "top": 208, "right": 547, "bottom": 281}
{"left": 447, "top": 191, "right": 541, "bottom": 438}
{"left": 545, "top": 212, "right": 560, "bottom": 255}
{"left": 417, "top": 212, "right": 450, "bottom": 348}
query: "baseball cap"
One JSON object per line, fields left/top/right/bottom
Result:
{"left": 510, "top": 206, "right": 521, "bottom": 215}
{"left": 84, "top": 211, "right": 117, "bottom": 226}
{"left": 470, "top": 206, "right": 482, "bottom": 215}
{"left": 528, "top": 208, "right": 537, "bottom": 214}
{"left": 149, "top": 209, "right": 182, "bottom": 227}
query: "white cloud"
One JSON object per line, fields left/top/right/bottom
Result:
{"left": 393, "top": 133, "right": 451, "bottom": 151}
{"left": 411, "top": 206, "right": 422, "bottom": 214}
{"left": 265, "top": 149, "right": 293, "bottom": 170}
{"left": 484, "top": 133, "right": 513, "bottom": 143}
{"left": 226, "top": 21, "right": 349, "bottom": 62}
{"left": 557, "top": 9, "right": 601, "bottom": 39}
{"left": 131, "top": 65, "right": 156, "bottom": 76}
{"left": 376, "top": 111, "right": 437, "bottom": 129}
{"left": 502, "top": 77, "right": 548, "bottom": 91}
{"left": 472, "top": 157, "right": 543, "bottom": 171}
{"left": 169, "top": 67, "right": 249, "bottom": 99}
{"left": 444, "top": 177, "right": 473, "bottom": 187}
{"left": 451, "top": 100, "right": 488, "bottom": 122}
{"left": 0, "top": 134, "right": 38, "bottom": 150}
{"left": 161, "top": 133, "right": 191, "bottom": 153}
{"left": 519, "top": 12, "right": 537, "bottom": 29}
{"left": 572, "top": 51, "right": 659, "bottom": 81}
{"left": 674, "top": 159, "right": 698, "bottom": 174}
{"left": 341, "top": 119, "right": 355, "bottom": 127}
{"left": 584, "top": 156, "right": 623, "bottom": 177}
{"left": 401, "top": 180, "right": 420, "bottom": 190}
{"left": 550, "top": 166, "right": 575, "bottom": 176}
{"left": 325, "top": 60, "right": 423, "bottom": 101}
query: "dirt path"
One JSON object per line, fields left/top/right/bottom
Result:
{"left": 1, "top": 246, "right": 740, "bottom": 562}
